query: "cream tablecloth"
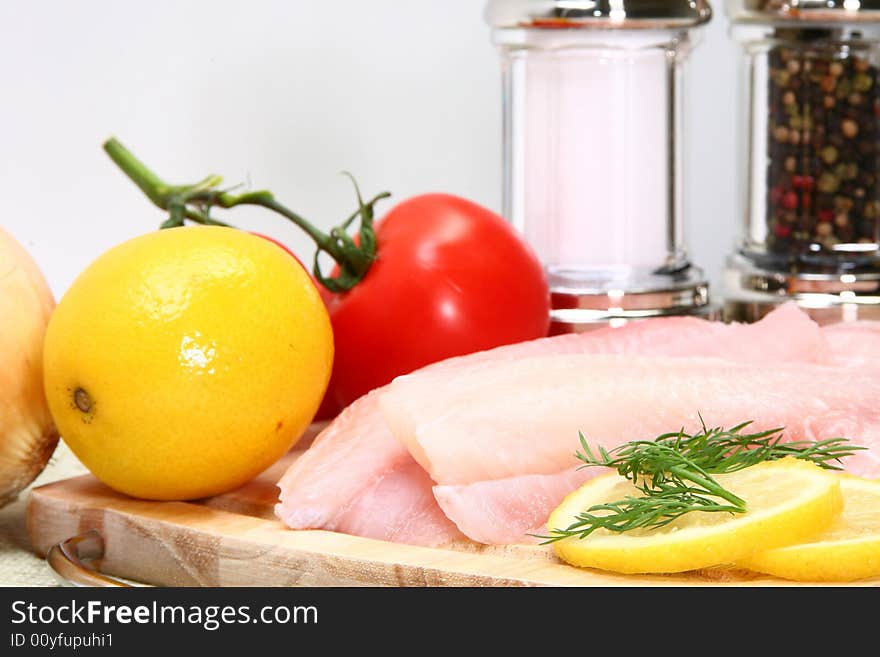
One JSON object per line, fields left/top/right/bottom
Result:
{"left": 0, "top": 441, "right": 87, "bottom": 586}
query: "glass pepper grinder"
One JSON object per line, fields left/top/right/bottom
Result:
{"left": 484, "top": 0, "right": 714, "bottom": 333}
{"left": 725, "top": 1, "right": 880, "bottom": 324}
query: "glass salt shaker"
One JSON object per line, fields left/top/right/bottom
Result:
{"left": 485, "top": 0, "right": 714, "bottom": 333}
{"left": 725, "top": 1, "right": 880, "bottom": 323}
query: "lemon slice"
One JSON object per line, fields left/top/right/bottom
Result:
{"left": 738, "top": 475, "right": 880, "bottom": 582}
{"left": 548, "top": 458, "right": 842, "bottom": 575}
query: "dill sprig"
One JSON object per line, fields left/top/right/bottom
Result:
{"left": 540, "top": 418, "right": 865, "bottom": 543}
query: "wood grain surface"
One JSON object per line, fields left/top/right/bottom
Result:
{"left": 26, "top": 447, "right": 880, "bottom": 587}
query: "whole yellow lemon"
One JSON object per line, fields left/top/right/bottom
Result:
{"left": 42, "top": 226, "right": 333, "bottom": 500}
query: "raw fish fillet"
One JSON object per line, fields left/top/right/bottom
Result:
{"left": 387, "top": 352, "right": 880, "bottom": 543}
{"left": 433, "top": 314, "right": 880, "bottom": 544}
{"left": 274, "top": 390, "right": 467, "bottom": 544}
{"left": 433, "top": 469, "right": 593, "bottom": 545}
{"left": 823, "top": 321, "right": 880, "bottom": 367}
{"left": 331, "top": 459, "right": 466, "bottom": 545}
{"left": 276, "top": 304, "right": 832, "bottom": 546}
{"left": 380, "top": 355, "right": 880, "bottom": 485}
{"left": 275, "top": 314, "right": 740, "bottom": 544}
{"left": 276, "top": 390, "right": 397, "bottom": 529}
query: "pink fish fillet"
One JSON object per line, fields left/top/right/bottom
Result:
{"left": 433, "top": 469, "right": 595, "bottom": 545}
{"left": 823, "top": 320, "right": 880, "bottom": 366}
{"left": 420, "top": 364, "right": 880, "bottom": 544}
{"left": 276, "top": 304, "right": 830, "bottom": 546}
{"left": 381, "top": 355, "right": 880, "bottom": 537}
{"left": 432, "top": 315, "right": 880, "bottom": 545}
{"left": 331, "top": 459, "right": 466, "bottom": 544}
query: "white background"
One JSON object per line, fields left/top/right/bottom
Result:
{"left": 0, "top": 0, "right": 737, "bottom": 299}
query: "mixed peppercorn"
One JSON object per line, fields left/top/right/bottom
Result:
{"left": 766, "top": 40, "right": 880, "bottom": 269}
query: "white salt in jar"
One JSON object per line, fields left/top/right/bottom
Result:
{"left": 485, "top": 0, "right": 714, "bottom": 332}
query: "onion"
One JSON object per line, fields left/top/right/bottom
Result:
{"left": 0, "top": 227, "right": 57, "bottom": 507}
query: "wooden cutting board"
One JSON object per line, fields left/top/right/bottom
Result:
{"left": 26, "top": 441, "right": 880, "bottom": 587}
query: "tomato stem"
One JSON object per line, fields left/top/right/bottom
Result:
{"left": 102, "top": 137, "right": 390, "bottom": 292}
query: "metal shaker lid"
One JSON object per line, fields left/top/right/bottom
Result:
{"left": 485, "top": 0, "right": 713, "bottom": 29}
{"left": 726, "top": 1, "right": 880, "bottom": 24}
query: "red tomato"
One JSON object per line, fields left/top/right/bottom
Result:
{"left": 322, "top": 193, "right": 549, "bottom": 410}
